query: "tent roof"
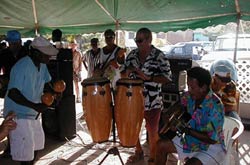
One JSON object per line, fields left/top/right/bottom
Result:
{"left": 0, "top": 0, "right": 250, "bottom": 36}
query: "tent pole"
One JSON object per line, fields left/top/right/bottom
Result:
{"left": 115, "top": 20, "right": 119, "bottom": 45}
{"left": 233, "top": 0, "right": 241, "bottom": 63}
{"left": 32, "top": 0, "right": 39, "bottom": 35}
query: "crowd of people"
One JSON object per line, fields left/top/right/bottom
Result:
{"left": 0, "top": 27, "right": 243, "bottom": 165}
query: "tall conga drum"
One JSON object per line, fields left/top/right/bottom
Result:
{"left": 81, "top": 77, "right": 112, "bottom": 143}
{"left": 114, "top": 78, "right": 144, "bottom": 147}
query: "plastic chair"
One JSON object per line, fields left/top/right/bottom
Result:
{"left": 222, "top": 116, "right": 244, "bottom": 165}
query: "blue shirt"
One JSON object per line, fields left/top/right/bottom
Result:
{"left": 4, "top": 56, "right": 51, "bottom": 119}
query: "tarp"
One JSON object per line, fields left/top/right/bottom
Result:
{"left": 0, "top": 0, "right": 250, "bottom": 36}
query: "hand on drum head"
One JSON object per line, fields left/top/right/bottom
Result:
{"left": 134, "top": 68, "right": 150, "bottom": 81}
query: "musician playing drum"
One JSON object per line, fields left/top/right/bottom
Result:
{"left": 155, "top": 67, "right": 226, "bottom": 165}
{"left": 121, "top": 27, "right": 172, "bottom": 164}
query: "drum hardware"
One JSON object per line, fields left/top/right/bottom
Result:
{"left": 99, "top": 85, "right": 124, "bottom": 165}
{"left": 99, "top": 90, "right": 105, "bottom": 96}
{"left": 126, "top": 88, "right": 132, "bottom": 97}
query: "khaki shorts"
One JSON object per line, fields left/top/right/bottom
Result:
{"left": 9, "top": 118, "right": 45, "bottom": 161}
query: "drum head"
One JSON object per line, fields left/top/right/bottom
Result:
{"left": 116, "top": 78, "right": 143, "bottom": 86}
{"left": 81, "top": 77, "right": 110, "bottom": 87}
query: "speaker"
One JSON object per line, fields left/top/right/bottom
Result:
{"left": 47, "top": 48, "right": 73, "bottom": 96}
{"left": 162, "top": 59, "right": 192, "bottom": 93}
{"left": 42, "top": 109, "right": 59, "bottom": 137}
{"left": 57, "top": 95, "right": 76, "bottom": 140}
{"left": 58, "top": 49, "right": 73, "bottom": 96}
{"left": 44, "top": 49, "right": 75, "bottom": 140}
{"left": 42, "top": 95, "right": 76, "bottom": 140}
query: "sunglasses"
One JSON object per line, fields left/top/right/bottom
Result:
{"left": 134, "top": 38, "right": 144, "bottom": 43}
{"left": 215, "top": 74, "right": 231, "bottom": 83}
{"left": 105, "top": 36, "right": 114, "bottom": 39}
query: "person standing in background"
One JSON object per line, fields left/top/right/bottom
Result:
{"left": 0, "top": 30, "right": 27, "bottom": 84}
{"left": 95, "top": 29, "right": 125, "bottom": 88}
{"left": 52, "top": 29, "right": 63, "bottom": 49}
{"left": 70, "top": 40, "right": 82, "bottom": 103}
{"left": 83, "top": 38, "right": 100, "bottom": 78}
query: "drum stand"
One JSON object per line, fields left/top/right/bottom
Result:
{"left": 98, "top": 89, "right": 124, "bottom": 165}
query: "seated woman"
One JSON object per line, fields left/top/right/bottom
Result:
{"left": 211, "top": 64, "right": 241, "bottom": 121}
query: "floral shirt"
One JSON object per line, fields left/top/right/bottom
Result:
{"left": 121, "top": 45, "right": 172, "bottom": 111}
{"left": 180, "top": 90, "right": 225, "bottom": 153}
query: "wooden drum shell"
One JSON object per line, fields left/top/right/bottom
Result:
{"left": 81, "top": 77, "right": 112, "bottom": 143}
{"left": 114, "top": 78, "right": 144, "bottom": 147}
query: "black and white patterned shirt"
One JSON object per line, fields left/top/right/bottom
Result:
{"left": 122, "top": 46, "right": 172, "bottom": 111}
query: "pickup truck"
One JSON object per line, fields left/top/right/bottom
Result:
{"left": 200, "top": 34, "right": 250, "bottom": 63}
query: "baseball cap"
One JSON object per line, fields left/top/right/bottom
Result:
{"left": 214, "top": 65, "right": 231, "bottom": 83}
{"left": 31, "top": 36, "right": 59, "bottom": 56}
{"left": 6, "top": 30, "right": 21, "bottom": 42}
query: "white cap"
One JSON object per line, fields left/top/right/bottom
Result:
{"left": 214, "top": 65, "right": 231, "bottom": 78}
{"left": 214, "top": 65, "right": 231, "bottom": 83}
{"left": 31, "top": 36, "right": 59, "bottom": 56}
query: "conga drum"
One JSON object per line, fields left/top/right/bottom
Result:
{"left": 114, "top": 78, "right": 144, "bottom": 147}
{"left": 81, "top": 77, "right": 112, "bottom": 143}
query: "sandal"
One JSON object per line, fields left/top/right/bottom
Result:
{"left": 127, "top": 151, "right": 144, "bottom": 163}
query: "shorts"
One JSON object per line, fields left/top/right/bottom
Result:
{"left": 9, "top": 118, "right": 45, "bottom": 161}
{"left": 144, "top": 109, "right": 161, "bottom": 134}
{"left": 172, "top": 136, "right": 226, "bottom": 164}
